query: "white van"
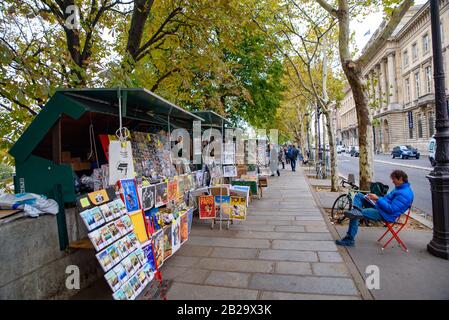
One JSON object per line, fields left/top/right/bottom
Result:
{"left": 429, "top": 137, "right": 436, "bottom": 167}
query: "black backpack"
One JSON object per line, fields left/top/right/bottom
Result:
{"left": 370, "top": 182, "right": 389, "bottom": 197}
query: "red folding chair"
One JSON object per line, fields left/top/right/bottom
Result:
{"left": 377, "top": 206, "right": 412, "bottom": 252}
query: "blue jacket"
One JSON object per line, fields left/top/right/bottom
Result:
{"left": 375, "top": 182, "right": 414, "bottom": 222}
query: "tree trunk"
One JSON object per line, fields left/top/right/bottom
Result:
{"left": 315, "top": 112, "right": 319, "bottom": 164}
{"left": 343, "top": 62, "right": 374, "bottom": 191}
{"left": 323, "top": 108, "right": 338, "bottom": 191}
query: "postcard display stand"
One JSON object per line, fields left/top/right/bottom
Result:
{"left": 78, "top": 130, "right": 197, "bottom": 300}
{"left": 77, "top": 188, "right": 157, "bottom": 300}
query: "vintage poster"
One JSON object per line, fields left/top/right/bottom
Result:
{"left": 215, "top": 195, "right": 231, "bottom": 217}
{"left": 163, "top": 225, "right": 172, "bottom": 260}
{"left": 171, "top": 217, "right": 181, "bottom": 254}
{"left": 121, "top": 179, "right": 141, "bottom": 213}
{"left": 230, "top": 186, "right": 250, "bottom": 207}
{"left": 199, "top": 195, "right": 216, "bottom": 219}
{"left": 230, "top": 196, "right": 247, "bottom": 220}
{"left": 223, "top": 165, "right": 237, "bottom": 177}
{"left": 142, "top": 242, "right": 157, "bottom": 272}
{"left": 180, "top": 212, "right": 189, "bottom": 243}
{"left": 152, "top": 229, "right": 165, "bottom": 267}
{"left": 167, "top": 180, "right": 178, "bottom": 202}
{"left": 129, "top": 210, "right": 149, "bottom": 243}
{"left": 155, "top": 182, "right": 168, "bottom": 207}
{"left": 177, "top": 176, "right": 185, "bottom": 199}
{"left": 141, "top": 185, "right": 155, "bottom": 211}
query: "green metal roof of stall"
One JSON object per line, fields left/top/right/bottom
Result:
{"left": 192, "top": 110, "right": 232, "bottom": 128}
{"left": 10, "top": 87, "right": 205, "bottom": 162}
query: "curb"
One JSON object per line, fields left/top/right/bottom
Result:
{"left": 303, "top": 169, "right": 374, "bottom": 301}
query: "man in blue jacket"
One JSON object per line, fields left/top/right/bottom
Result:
{"left": 336, "top": 170, "right": 414, "bottom": 247}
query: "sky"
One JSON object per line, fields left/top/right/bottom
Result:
{"left": 352, "top": 0, "right": 428, "bottom": 51}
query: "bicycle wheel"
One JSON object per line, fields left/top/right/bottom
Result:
{"left": 331, "top": 194, "right": 352, "bottom": 222}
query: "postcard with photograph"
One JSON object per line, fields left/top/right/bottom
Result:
{"left": 128, "top": 251, "right": 141, "bottom": 273}
{"left": 96, "top": 249, "right": 113, "bottom": 272}
{"left": 115, "top": 238, "right": 129, "bottom": 258}
{"left": 113, "top": 263, "right": 128, "bottom": 285}
{"left": 115, "top": 198, "right": 128, "bottom": 216}
{"left": 121, "top": 257, "right": 134, "bottom": 275}
{"left": 155, "top": 182, "right": 168, "bottom": 207}
{"left": 195, "top": 171, "right": 204, "bottom": 188}
{"left": 171, "top": 217, "right": 181, "bottom": 254}
{"left": 107, "top": 201, "right": 121, "bottom": 219}
{"left": 114, "top": 219, "right": 128, "bottom": 237}
{"left": 143, "top": 262, "right": 155, "bottom": 282}
{"left": 88, "top": 229, "right": 105, "bottom": 251}
{"left": 99, "top": 203, "right": 114, "bottom": 222}
{"left": 134, "top": 247, "right": 147, "bottom": 265}
{"left": 90, "top": 206, "right": 105, "bottom": 227}
{"left": 199, "top": 195, "right": 216, "bottom": 220}
{"left": 121, "top": 179, "right": 141, "bottom": 213}
{"left": 163, "top": 225, "right": 172, "bottom": 260}
{"left": 137, "top": 269, "right": 148, "bottom": 287}
{"left": 107, "top": 243, "right": 122, "bottom": 265}
{"left": 230, "top": 196, "right": 247, "bottom": 220}
{"left": 180, "top": 212, "right": 189, "bottom": 244}
{"left": 129, "top": 275, "right": 142, "bottom": 297}
{"left": 107, "top": 222, "right": 121, "bottom": 241}
{"left": 105, "top": 269, "right": 121, "bottom": 292}
{"left": 122, "top": 282, "right": 135, "bottom": 300}
{"left": 127, "top": 233, "right": 140, "bottom": 252}
{"left": 112, "top": 288, "right": 127, "bottom": 300}
{"left": 152, "top": 229, "right": 164, "bottom": 267}
{"left": 121, "top": 215, "right": 134, "bottom": 232}
{"left": 141, "top": 185, "right": 155, "bottom": 211}
{"left": 80, "top": 209, "right": 96, "bottom": 231}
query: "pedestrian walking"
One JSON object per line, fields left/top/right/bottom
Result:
{"left": 279, "top": 147, "right": 286, "bottom": 169}
{"left": 270, "top": 144, "right": 280, "bottom": 177}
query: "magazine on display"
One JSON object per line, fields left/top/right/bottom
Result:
{"left": 180, "top": 212, "right": 189, "bottom": 243}
{"left": 167, "top": 180, "right": 177, "bottom": 202}
{"left": 171, "top": 217, "right": 181, "bottom": 254}
{"left": 121, "top": 179, "right": 141, "bottom": 213}
{"left": 155, "top": 182, "right": 168, "bottom": 207}
{"left": 141, "top": 185, "right": 155, "bottom": 211}
{"left": 199, "top": 195, "right": 216, "bottom": 219}
{"left": 163, "top": 225, "right": 173, "bottom": 260}
{"left": 230, "top": 196, "right": 247, "bottom": 220}
{"left": 152, "top": 229, "right": 165, "bottom": 267}
{"left": 223, "top": 165, "right": 237, "bottom": 177}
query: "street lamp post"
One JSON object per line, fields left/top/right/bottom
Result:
{"left": 427, "top": 0, "right": 449, "bottom": 259}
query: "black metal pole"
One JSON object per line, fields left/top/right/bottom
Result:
{"left": 427, "top": 0, "right": 449, "bottom": 259}
{"left": 317, "top": 105, "right": 321, "bottom": 160}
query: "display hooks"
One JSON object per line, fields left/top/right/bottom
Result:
{"left": 87, "top": 114, "right": 100, "bottom": 169}
{"left": 115, "top": 87, "right": 130, "bottom": 142}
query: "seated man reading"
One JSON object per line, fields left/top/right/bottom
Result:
{"left": 336, "top": 170, "right": 414, "bottom": 247}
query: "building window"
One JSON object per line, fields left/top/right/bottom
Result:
{"left": 412, "top": 43, "right": 418, "bottom": 60}
{"left": 418, "top": 115, "right": 423, "bottom": 139}
{"left": 429, "top": 113, "right": 435, "bottom": 137}
{"left": 415, "top": 72, "right": 420, "bottom": 99}
{"left": 423, "top": 34, "right": 430, "bottom": 53}
{"left": 405, "top": 78, "right": 411, "bottom": 102}
{"left": 425, "top": 66, "right": 432, "bottom": 93}
{"left": 403, "top": 50, "right": 409, "bottom": 67}
{"left": 408, "top": 112, "right": 414, "bottom": 139}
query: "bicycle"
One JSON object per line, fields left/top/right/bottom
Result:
{"left": 315, "top": 160, "right": 325, "bottom": 179}
{"left": 331, "top": 178, "right": 372, "bottom": 226}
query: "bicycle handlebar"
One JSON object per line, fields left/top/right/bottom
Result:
{"left": 340, "top": 179, "right": 359, "bottom": 190}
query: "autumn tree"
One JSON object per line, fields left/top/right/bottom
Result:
{"left": 316, "top": 0, "right": 414, "bottom": 190}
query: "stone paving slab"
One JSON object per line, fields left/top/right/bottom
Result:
{"left": 249, "top": 274, "right": 359, "bottom": 296}
{"left": 163, "top": 168, "right": 361, "bottom": 300}
{"left": 167, "top": 283, "right": 259, "bottom": 300}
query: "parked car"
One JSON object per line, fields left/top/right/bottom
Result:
{"left": 349, "top": 146, "right": 359, "bottom": 157}
{"left": 429, "top": 137, "right": 436, "bottom": 166}
{"left": 391, "top": 145, "right": 420, "bottom": 159}
{"left": 337, "top": 145, "right": 344, "bottom": 154}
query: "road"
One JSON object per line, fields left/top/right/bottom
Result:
{"left": 337, "top": 153, "right": 433, "bottom": 216}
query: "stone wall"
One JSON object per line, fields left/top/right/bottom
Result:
{"left": 0, "top": 207, "right": 102, "bottom": 299}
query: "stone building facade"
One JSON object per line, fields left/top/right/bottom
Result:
{"left": 339, "top": 0, "right": 449, "bottom": 154}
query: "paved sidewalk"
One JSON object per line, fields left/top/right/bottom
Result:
{"left": 162, "top": 168, "right": 362, "bottom": 300}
